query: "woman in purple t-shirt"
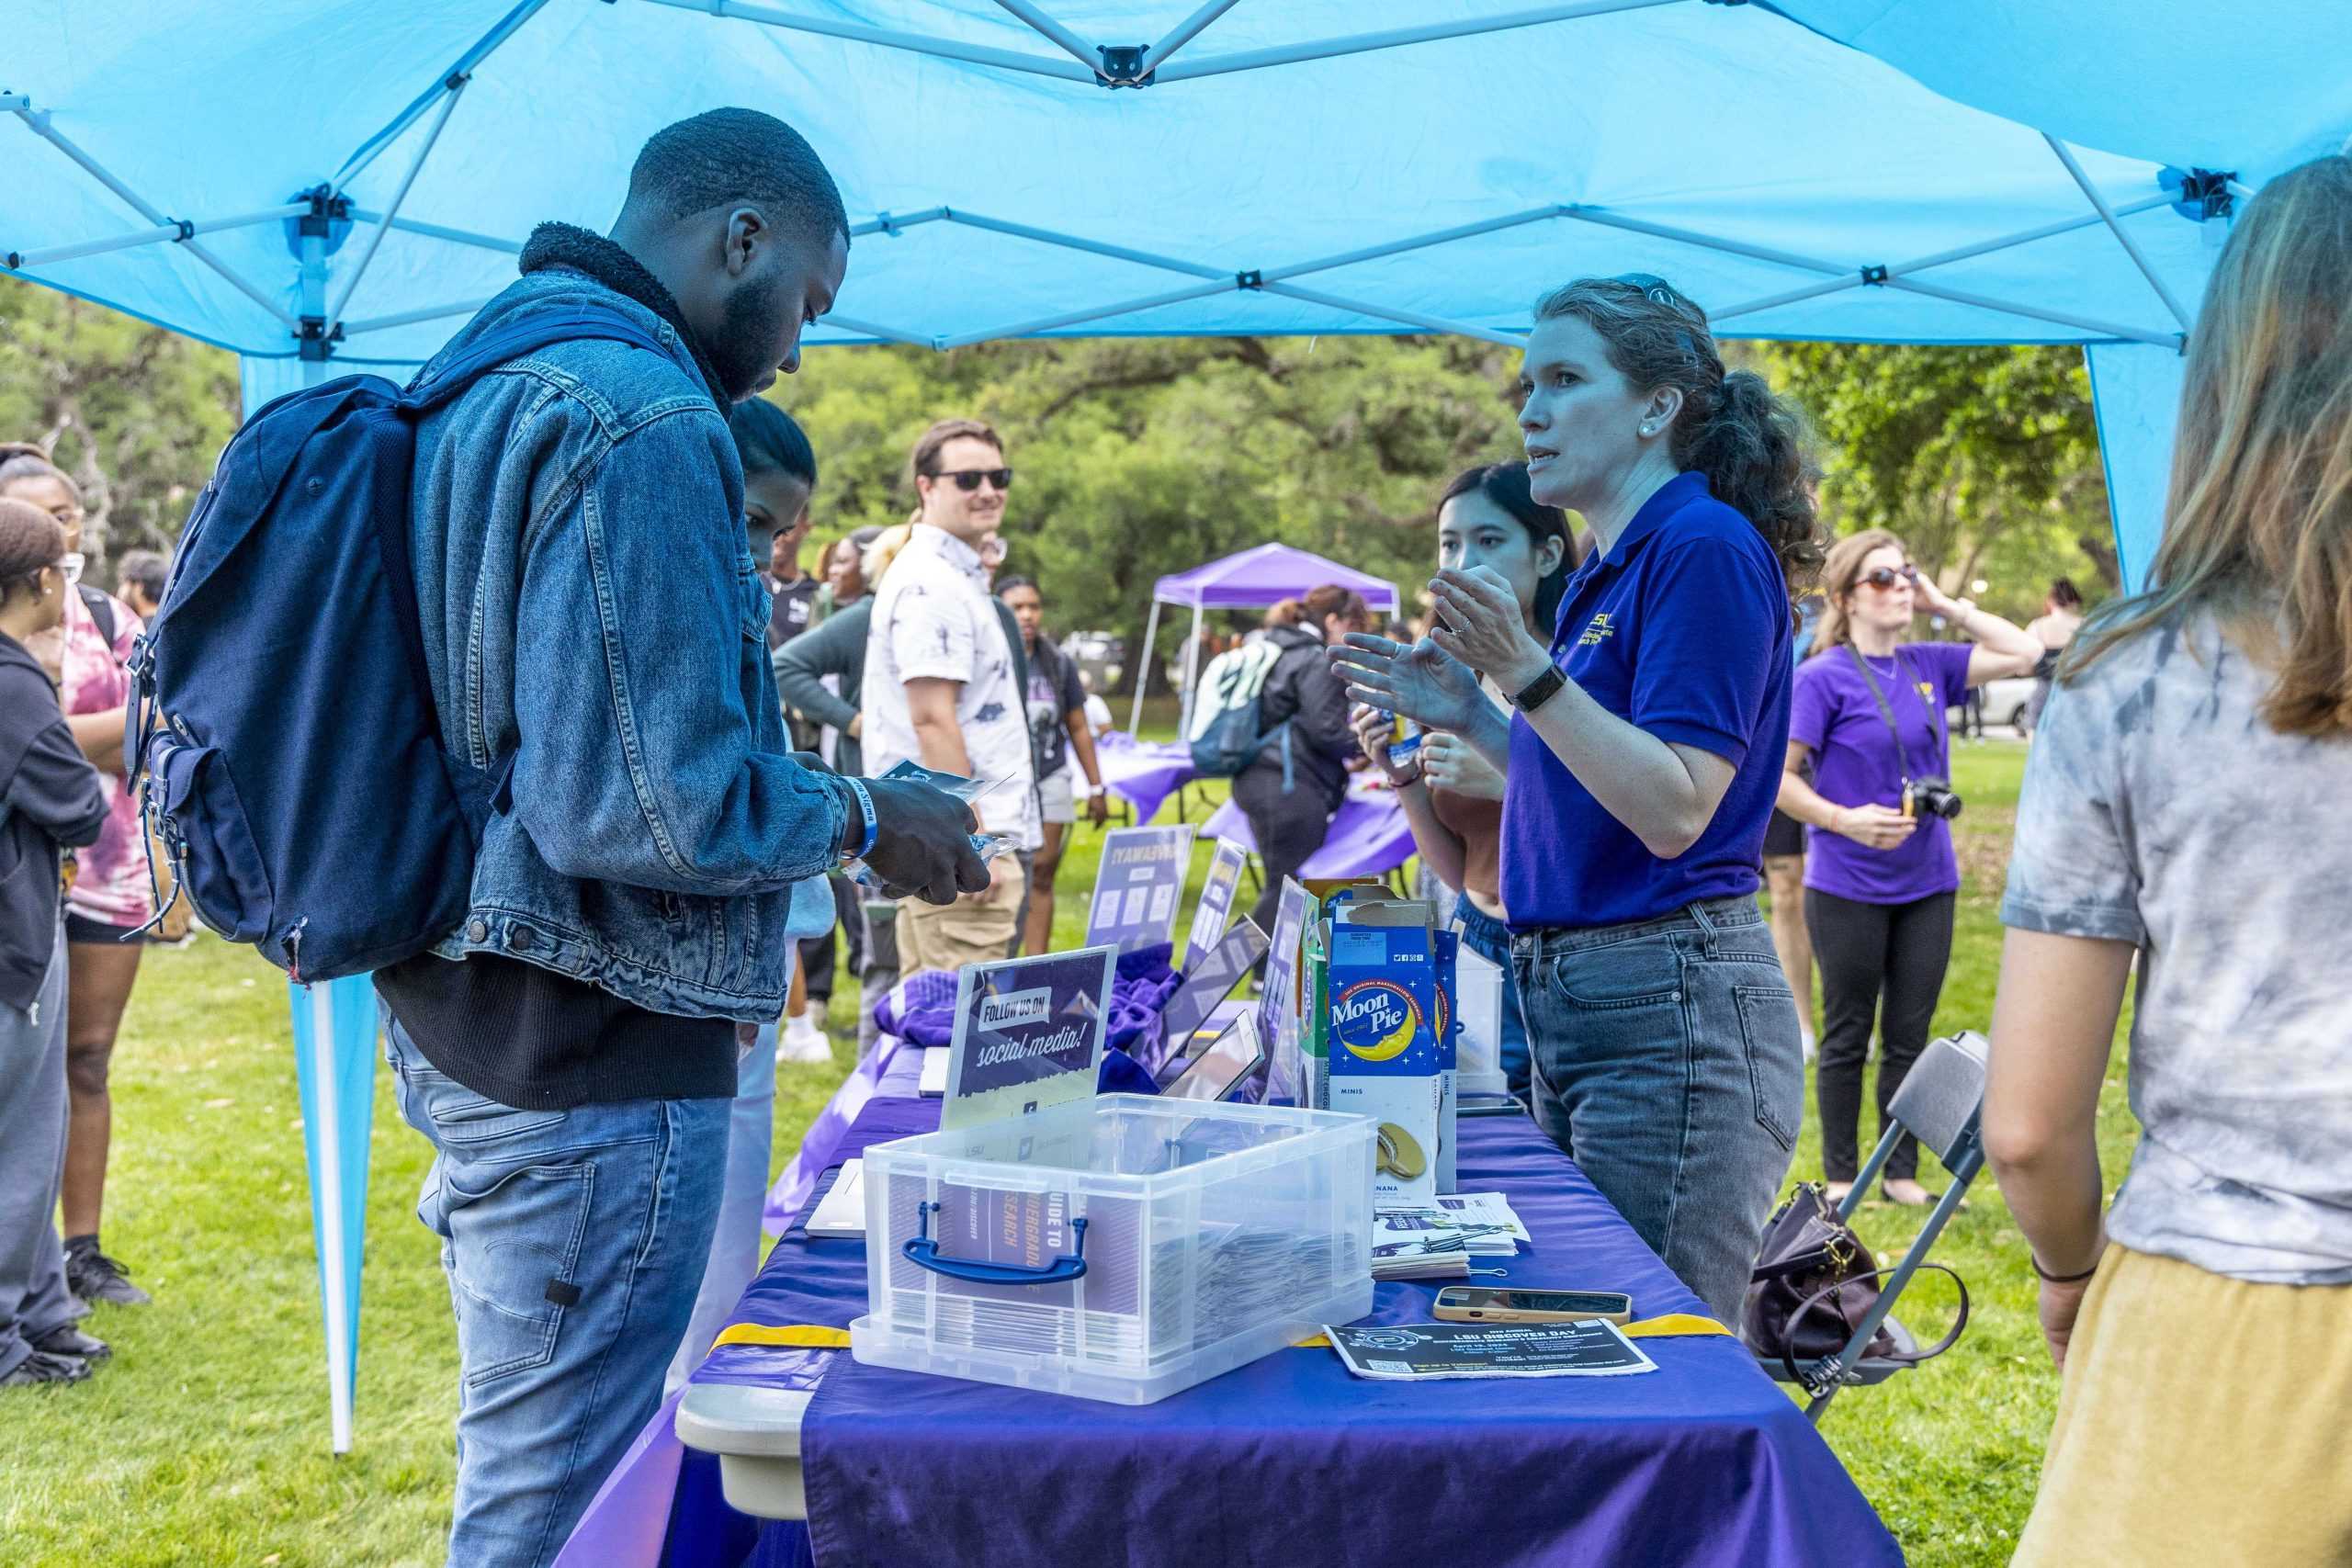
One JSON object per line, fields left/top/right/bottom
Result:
{"left": 1777, "top": 530, "right": 2039, "bottom": 1203}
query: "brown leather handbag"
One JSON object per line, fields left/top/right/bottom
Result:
{"left": 1741, "top": 1182, "right": 1969, "bottom": 1387}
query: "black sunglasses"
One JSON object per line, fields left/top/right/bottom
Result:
{"left": 930, "top": 467, "right": 1014, "bottom": 492}
{"left": 1859, "top": 565, "right": 1918, "bottom": 590}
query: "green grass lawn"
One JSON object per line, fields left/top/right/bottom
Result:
{"left": 0, "top": 733, "right": 2131, "bottom": 1566}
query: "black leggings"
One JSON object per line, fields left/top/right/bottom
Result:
{"left": 1805, "top": 887, "right": 1956, "bottom": 1182}
{"left": 1235, "top": 770, "right": 1336, "bottom": 943}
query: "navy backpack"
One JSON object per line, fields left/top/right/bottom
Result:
{"left": 127, "top": 309, "right": 667, "bottom": 982}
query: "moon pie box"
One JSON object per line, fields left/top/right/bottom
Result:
{"left": 1326, "top": 919, "right": 1459, "bottom": 1201}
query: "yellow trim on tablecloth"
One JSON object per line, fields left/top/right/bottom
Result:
{"left": 711, "top": 1323, "right": 853, "bottom": 1351}
{"left": 707, "top": 1313, "right": 1731, "bottom": 1358}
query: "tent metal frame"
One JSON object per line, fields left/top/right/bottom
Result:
{"left": 1129, "top": 544, "right": 1402, "bottom": 730}
{"left": 6, "top": 2, "right": 2203, "bottom": 361}
{"left": 4, "top": 96, "right": 297, "bottom": 327}
{"left": 638, "top": 0, "right": 1689, "bottom": 87}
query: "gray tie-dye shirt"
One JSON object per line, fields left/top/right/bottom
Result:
{"left": 2002, "top": 614, "right": 2352, "bottom": 1284}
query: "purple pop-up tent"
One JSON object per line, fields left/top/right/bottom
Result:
{"left": 1131, "top": 544, "right": 1401, "bottom": 732}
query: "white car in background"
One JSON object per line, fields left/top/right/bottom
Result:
{"left": 1951, "top": 673, "right": 2040, "bottom": 736}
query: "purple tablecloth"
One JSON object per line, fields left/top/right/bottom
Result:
{"left": 1094, "top": 734, "right": 1196, "bottom": 824}
{"left": 760, "top": 1037, "right": 922, "bottom": 1233}
{"left": 578, "top": 1095, "right": 1901, "bottom": 1568}
{"left": 1203, "top": 786, "right": 1416, "bottom": 879}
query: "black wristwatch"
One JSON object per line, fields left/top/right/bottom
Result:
{"left": 1511, "top": 663, "right": 1566, "bottom": 714}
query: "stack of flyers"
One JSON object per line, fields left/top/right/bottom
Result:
{"left": 845, "top": 762, "right": 1024, "bottom": 890}
{"left": 1370, "top": 1207, "right": 1488, "bottom": 1280}
{"left": 1433, "top": 1191, "right": 1532, "bottom": 1253}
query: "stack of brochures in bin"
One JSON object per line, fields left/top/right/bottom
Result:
{"left": 852, "top": 1094, "right": 1376, "bottom": 1404}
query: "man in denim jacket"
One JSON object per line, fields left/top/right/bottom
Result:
{"left": 375, "top": 109, "right": 985, "bottom": 1568}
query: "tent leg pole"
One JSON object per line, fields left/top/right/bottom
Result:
{"left": 1131, "top": 603, "right": 1163, "bottom": 733}
{"left": 305, "top": 983, "right": 355, "bottom": 1455}
{"left": 1180, "top": 604, "right": 1205, "bottom": 739}
{"left": 299, "top": 233, "right": 330, "bottom": 386}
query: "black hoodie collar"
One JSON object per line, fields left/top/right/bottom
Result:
{"left": 516, "top": 221, "right": 729, "bottom": 405}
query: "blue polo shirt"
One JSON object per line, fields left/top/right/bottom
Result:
{"left": 1500, "top": 471, "right": 1792, "bottom": 931}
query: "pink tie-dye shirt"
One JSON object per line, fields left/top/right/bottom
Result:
{"left": 57, "top": 584, "right": 153, "bottom": 928}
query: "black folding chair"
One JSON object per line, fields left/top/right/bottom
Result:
{"left": 1768, "top": 1029, "right": 1985, "bottom": 1422}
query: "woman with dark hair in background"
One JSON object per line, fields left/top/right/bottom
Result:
{"left": 0, "top": 498, "right": 111, "bottom": 1387}
{"left": 1777, "top": 529, "right": 2039, "bottom": 1206}
{"left": 998, "top": 575, "right": 1110, "bottom": 954}
{"left": 809, "top": 530, "right": 872, "bottom": 626}
{"left": 1987, "top": 152, "right": 2352, "bottom": 1564}
{"left": 1333, "top": 275, "right": 1820, "bottom": 1322}
{"left": 1351, "top": 462, "right": 1575, "bottom": 1100}
{"left": 2023, "top": 576, "right": 2085, "bottom": 735}
{"left": 1237, "top": 583, "right": 1369, "bottom": 941}
{"left": 0, "top": 446, "right": 153, "bottom": 1309}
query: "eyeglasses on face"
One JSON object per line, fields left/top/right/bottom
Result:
{"left": 1859, "top": 565, "right": 1918, "bottom": 591}
{"left": 929, "top": 468, "right": 1013, "bottom": 493}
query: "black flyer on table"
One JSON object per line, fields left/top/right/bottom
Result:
{"left": 1322, "top": 1320, "right": 1659, "bottom": 1381}
{"left": 939, "top": 945, "right": 1117, "bottom": 1130}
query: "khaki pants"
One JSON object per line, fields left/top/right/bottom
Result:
{"left": 895, "top": 856, "right": 1029, "bottom": 980}
{"left": 2014, "top": 1245, "right": 2352, "bottom": 1567}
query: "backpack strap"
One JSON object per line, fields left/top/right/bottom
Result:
{"left": 385, "top": 306, "right": 673, "bottom": 836}
{"left": 402, "top": 310, "right": 673, "bottom": 412}
{"left": 78, "top": 583, "right": 119, "bottom": 652}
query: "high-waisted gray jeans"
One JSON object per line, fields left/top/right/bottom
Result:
{"left": 1512, "top": 895, "right": 1804, "bottom": 1323}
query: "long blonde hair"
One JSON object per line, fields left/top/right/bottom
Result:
{"left": 1805, "top": 528, "right": 1907, "bottom": 658}
{"left": 2064, "top": 153, "right": 2352, "bottom": 736}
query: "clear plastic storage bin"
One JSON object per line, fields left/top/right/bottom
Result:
{"left": 852, "top": 1093, "right": 1375, "bottom": 1404}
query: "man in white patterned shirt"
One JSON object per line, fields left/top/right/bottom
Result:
{"left": 863, "top": 418, "right": 1041, "bottom": 976}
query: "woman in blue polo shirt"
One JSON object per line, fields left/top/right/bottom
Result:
{"left": 1332, "top": 275, "right": 1820, "bottom": 1321}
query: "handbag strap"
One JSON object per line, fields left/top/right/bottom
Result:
{"left": 1777, "top": 1261, "right": 1972, "bottom": 1386}
{"left": 1842, "top": 644, "right": 1941, "bottom": 783}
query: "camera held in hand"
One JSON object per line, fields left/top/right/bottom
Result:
{"left": 1903, "top": 776, "right": 1963, "bottom": 821}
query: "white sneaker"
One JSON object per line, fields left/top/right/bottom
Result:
{"left": 780, "top": 1014, "right": 832, "bottom": 1065}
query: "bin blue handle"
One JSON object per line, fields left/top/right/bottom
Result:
{"left": 902, "top": 1201, "right": 1090, "bottom": 1286}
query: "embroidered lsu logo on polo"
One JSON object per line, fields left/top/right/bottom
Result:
{"left": 1578, "top": 612, "right": 1618, "bottom": 648}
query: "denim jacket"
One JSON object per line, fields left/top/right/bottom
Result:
{"left": 408, "top": 268, "right": 848, "bottom": 1021}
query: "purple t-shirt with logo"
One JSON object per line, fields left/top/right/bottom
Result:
{"left": 1791, "top": 641, "right": 1973, "bottom": 904}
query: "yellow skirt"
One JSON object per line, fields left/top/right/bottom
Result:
{"left": 2014, "top": 1245, "right": 2352, "bottom": 1567}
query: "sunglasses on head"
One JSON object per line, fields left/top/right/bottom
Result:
{"left": 1611, "top": 272, "right": 1682, "bottom": 307}
{"left": 931, "top": 467, "right": 1014, "bottom": 492}
{"left": 1860, "top": 565, "right": 1918, "bottom": 590}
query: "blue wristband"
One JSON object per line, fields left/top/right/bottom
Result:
{"left": 842, "top": 776, "right": 880, "bottom": 861}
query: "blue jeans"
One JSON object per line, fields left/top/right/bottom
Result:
{"left": 1454, "top": 901, "right": 1531, "bottom": 1100}
{"left": 385, "top": 1021, "right": 729, "bottom": 1568}
{"left": 1511, "top": 896, "right": 1804, "bottom": 1323}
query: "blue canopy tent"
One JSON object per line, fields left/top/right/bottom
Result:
{"left": 6, "top": 0, "right": 2346, "bottom": 1451}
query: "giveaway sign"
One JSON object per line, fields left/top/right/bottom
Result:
{"left": 1182, "top": 837, "right": 1250, "bottom": 971}
{"left": 1085, "top": 825, "right": 1196, "bottom": 953}
{"left": 939, "top": 946, "right": 1117, "bottom": 1130}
